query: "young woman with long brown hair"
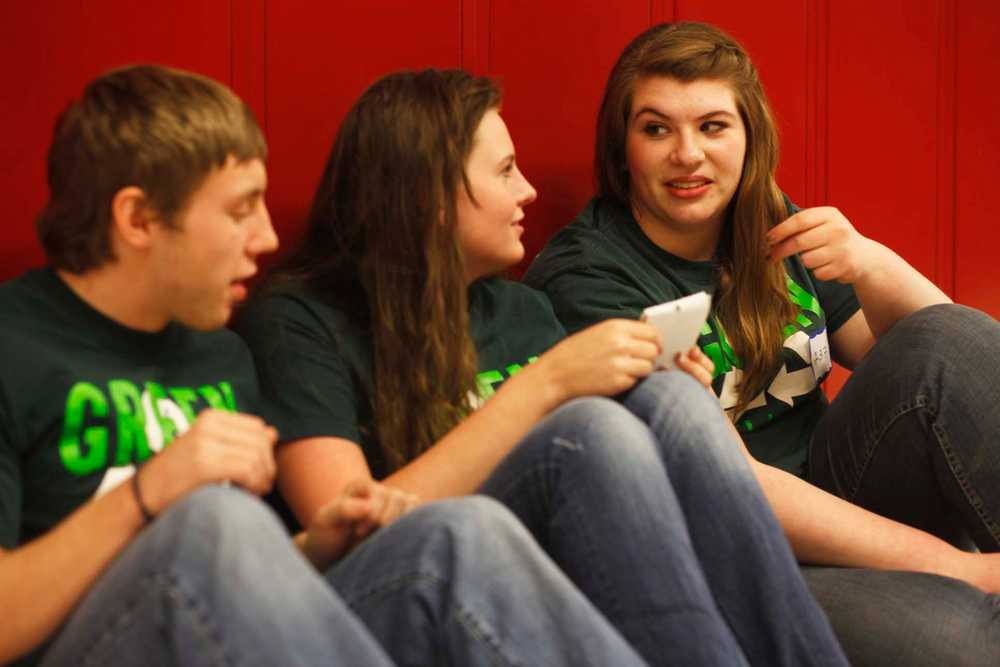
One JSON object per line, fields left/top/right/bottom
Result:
{"left": 236, "top": 68, "right": 849, "bottom": 666}
{"left": 524, "top": 21, "right": 1000, "bottom": 666}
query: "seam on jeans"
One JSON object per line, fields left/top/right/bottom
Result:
{"left": 487, "top": 445, "right": 621, "bottom": 628}
{"left": 344, "top": 572, "right": 518, "bottom": 667}
{"left": 452, "top": 606, "right": 519, "bottom": 667}
{"left": 78, "top": 571, "right": 233, "bottom": 667}
{"left": 343, "top": 571, "right": 454, "bottom": 613}
{"left": 854, "top": 398, "right": 1000, "bottom": 547}
{"left": 931, "top": 410, "right": 1000, "bottom": 546}
{"left": 845, "top": 396, "right": 928, "bottom": 500}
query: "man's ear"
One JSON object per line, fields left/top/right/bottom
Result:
{"left": 110, "top": 186, "right": 158, "bottom": 251}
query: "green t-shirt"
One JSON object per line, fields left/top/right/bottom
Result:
{"left": 523, "top": 197, "right": 861, "bottom": 476}
{"left": 236, "top": 277, "right": 566, "bottom": 484}
{"left": 0, "top": 269, "right": 261, "bottom": 552}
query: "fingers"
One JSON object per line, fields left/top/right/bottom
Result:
{"left": 767, "top": 206, "right": 833, "bottom": 245}
{"left": 317, "top": 481, "right": 417, "bottom": 531}
{"left": 674, "top": 347, "right": 714, "bottom": 388}
{"left": 370, "top": 484, "right": 418, "bottom": 528}
{"left": 177, "top": 410, "right": 280, "bottom": 495}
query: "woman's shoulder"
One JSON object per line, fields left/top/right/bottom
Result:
{"left": 525, "top": 197, "right": 636, "bottom": 284}
{"left": 234, "top": 281, "right": 362, "bottom": 343}
{"left": 473, "top": 277, "right": 554, "bottom": 315}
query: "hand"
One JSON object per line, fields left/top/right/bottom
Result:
{"left": 674, "top": 346, "right": 714, "bottom": 389}
{"left": 299, "top": 479, "right": 418, "bottom": 570}
{"left": 536, "top": 318, "right": 661, "bottom": 402}
{"left": 767, "top": 206, "right": 879, "bottom": 284}
{"left": 140, "top": 409, "right": 279, "bottom": 513}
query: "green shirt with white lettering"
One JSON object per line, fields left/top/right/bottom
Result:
{"left": 0, "top": 269, "right": 261, "bottom": 550}
{"left": 523, "top": 196, "right": 860, "bottom": 476}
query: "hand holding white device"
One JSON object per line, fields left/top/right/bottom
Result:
{"left": 641, "top": 292, "right": 711, "bottom": 370}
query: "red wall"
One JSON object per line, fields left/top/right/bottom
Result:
{"left": 3, "top": 2, "right": 997, "bottom": 369}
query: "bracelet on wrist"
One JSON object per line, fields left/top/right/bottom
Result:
{"left": 131, "top": 465, "right": 156, "bottom": 524}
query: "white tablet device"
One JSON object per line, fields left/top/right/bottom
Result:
{"left": 640, "top": 291, "right": 711, "bottom": 370}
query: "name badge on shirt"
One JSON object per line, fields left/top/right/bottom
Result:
{"left": 810, "top": 327, "right": 833, "bottom": 383}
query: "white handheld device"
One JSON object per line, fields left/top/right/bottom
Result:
{"left": 640, "top": 291, "right": 711, "bottom": 370}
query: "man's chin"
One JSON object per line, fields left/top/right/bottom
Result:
{"left": 177, "top": 307, "right": 231, "bottom": 332}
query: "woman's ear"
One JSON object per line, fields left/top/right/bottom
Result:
{"left": 110, "top": 186, "right": 157, "bottom": 251}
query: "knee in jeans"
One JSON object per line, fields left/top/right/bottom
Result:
{"left": 407, "top": 496, "right": 523, "bottom": 542}
{"left": 639, "top": 371, "right": 718, "bottom": 409}
{"left": 892, "top": 303, "right": 993, "bottom": 347}
{"left": 548, "top": 397, "right": 656, "bottom": 459}
{"left": 153, "top": 486, "right": 286, "bottom": 564}
{"left": 400, "top": 496, "right": 536, "bottom": 567}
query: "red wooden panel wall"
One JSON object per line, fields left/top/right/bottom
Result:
{"left": 956, "top": 1, "right": 1000, "bottom": 314}
{"left": 0, "top": 1, "right": 232, "bottom": 281}
{"left": 2, "top": 0, "right": 997, "bottom": 335}
{"left": 265, "top": 0, "right": 463, "bottom": 244}
{"left": 486, "top": 0, "right": 650, "bottom": 275}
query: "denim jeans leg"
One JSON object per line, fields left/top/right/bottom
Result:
{"left": 803, "top": 565, "right": 1000, "bottom": 667}
{"left": 39, "top": 486, "right": 395, "bottom": 667}
{"left": 478, "top": 395, "right": 758, "bottom": 667}
{"left": 623, "top": 371, "right": 848, "bottom": 667}
{"left": 808, "top": 304, "right": 1000, "bottom": 550}
{"left": 324, "top": 496, "right": 647, "bottom": 667}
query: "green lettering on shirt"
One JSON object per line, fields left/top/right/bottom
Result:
{"left": 787, "top": 276, "right": 824, "bottom": 320}
{"left": 476, "top": 370, "right": 504, "bottom": 400}
{"left": 109, "top": 379, "right": 151, "bottom": 465}
{"left": 476, "top": 357, "right": 540, "bottom": 400}
{"left": 198, "top": 384, "right": 231, "bottom": 411}
{"left": 168, "top": 387, "right": 201, "bottom": 424}
{"left": 144, "top": 382, "right": 178, "bottom": 443}
{"left": 218, "top": 382, "right": 238, "bottom": 411}
{"left": 58, "top": 382, "right": 109, "bottom": 475}
{"left": 703, "top": 319, "right": 741, "bottom": 379}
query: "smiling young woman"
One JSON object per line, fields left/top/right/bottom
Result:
{"left": 524, "top": 20, "right": 1000, "bottom": 666}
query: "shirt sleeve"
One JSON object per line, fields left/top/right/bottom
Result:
{"left": 236, "top": 295, "right": 364, "bottom": 446}
{"left": 811, "top": 272, "right": 862, "bottom": 334}
{"left": 0, "top": 401, "right": 22, "bottom": 549}
{"left": 524, "top": 286, "right": 568, "bottom": 349}
{"left": 540, "top": 263, "right": 668, "bottom": 335}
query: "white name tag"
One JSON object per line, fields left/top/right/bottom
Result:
{"left": 810, "top": 328, "right": 833, "bottom": 383}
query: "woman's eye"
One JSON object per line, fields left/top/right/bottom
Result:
{"left": 642, "top": 124, "right": 667, "bottom": 137}
{"left": 702, "top": 121, "right": 728, "bottom": 133}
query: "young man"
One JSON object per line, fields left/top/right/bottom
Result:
{"left": 0, "top": 65, "right": 644, "bottom": 667}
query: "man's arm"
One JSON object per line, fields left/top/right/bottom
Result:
{"left": 0, "top": 480, "right": 147, "bottom": 663}
{"left": 0, "top": 410, "right": 277, "bottom": 664}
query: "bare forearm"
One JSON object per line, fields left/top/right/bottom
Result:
{"left": 751, "top": 460, "right": 960, "bottom": 575}
{"left": 385, "top": 363, "right": 563, "bottom": 499}
{"left": 854, "top": 240, "right": 951, "bottom": 337}
{"left": 0, "top": 482, "right": 145, "bottom": 663}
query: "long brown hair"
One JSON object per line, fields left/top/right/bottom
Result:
{"left": 267, "top": 69, "right": 501, "bottom": 471}
{"left": 595, "top": 22, "right": 796, "bottom": 418}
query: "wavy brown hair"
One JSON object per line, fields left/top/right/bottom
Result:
{"left": 267, "top": 69, "right": 500, "bottom": 471}
{"left": 596, "top": 22, "right": 797, "bottom": 418}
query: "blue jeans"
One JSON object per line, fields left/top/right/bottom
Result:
{"left": 325, "top": 495, "right": 646, "bottom": 667}
{"left": 803, "top": 566, "right": 1000, "bottom": 667}
{"left": 38, "top": 486, "right": 394, "bottom": 667}
{"left": 480, "top": 371, "right": 847, "bottom": 667}
{"left": 805, "top": 303, "right": 1000, "bottom": 665}
{"left": 37, "top": 487, "right": 644, "bottom": 667}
